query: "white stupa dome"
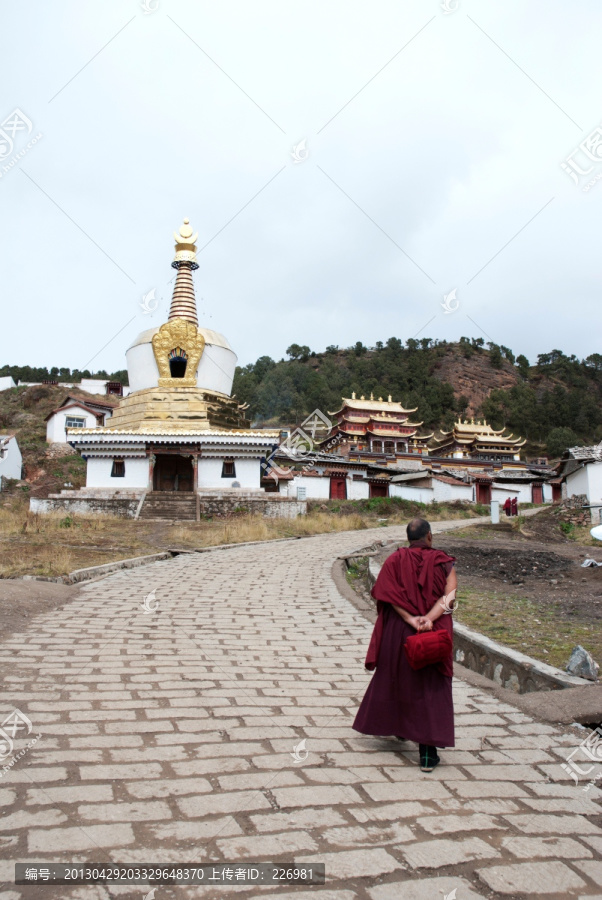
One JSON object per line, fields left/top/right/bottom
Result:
{"left": 126, "top": 325, "right": 237, "bottom": 396}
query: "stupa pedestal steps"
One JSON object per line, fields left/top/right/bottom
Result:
{"left": 138, "top": 492, "right": 197, "bottom": 521}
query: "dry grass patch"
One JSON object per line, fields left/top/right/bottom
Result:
{"left": 455, "top": 588, "right": 602, "bottom": 670}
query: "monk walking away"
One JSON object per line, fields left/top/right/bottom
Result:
{"left": 353, "top": 518, "right": 457, "bottom": 772}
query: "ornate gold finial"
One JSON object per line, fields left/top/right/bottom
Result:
{"left": 370, "top": 392, "right": 374, "bottom": 401}
{"left": 173, "top": 217, "right": 199, "bottom": 270}
{"left": 351, "top": 391, "right": 356, "bottom": 400}
{"left": 378, "top": 396, "right": 383, "bottom": 402}
{"left": 388, "top": 394, "right": 392, "bottom": 403}
{"left": 360, "top": 395, "right": 365, "bottom": 400}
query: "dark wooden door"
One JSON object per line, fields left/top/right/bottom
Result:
{"left": 330, "top": 477, "right": 347, "bottom": 500}
{"left": 369, "top": 482, "right": 388, "bottom": 498}
{"left": 552, "top": 484, "right": 562, "bottom": 502}
{"left": 532, "top": 484, "right": 543, "bottom": 504}
{"left": 476, "top": 482, "right": 491, "bottom": 504}
{"left": 154, "top": 455, "right": 193, "bottom": 492}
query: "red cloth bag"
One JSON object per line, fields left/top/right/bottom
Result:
{"left": 404, "top": 629, "right": 453, "bottom": 670}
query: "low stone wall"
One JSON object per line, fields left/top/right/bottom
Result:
{"left": 452, "top": 622, "right": 592, "bottom": 693}
{"left": 367, "top": 558, "right": 594, "bottom": 694}
{"left": 30, "top": 496, "right": 140, "bottom": 518}
{"left": 198, "top": 493, "right": 306, "bottom": 519}
{"left": 559, "top": 493, "right": 596, "bottom": 527}
{"left": 31, "top": 491, "right": 305, "bottom": 519}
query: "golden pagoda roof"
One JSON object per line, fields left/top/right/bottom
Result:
{"left": 330, "top": 393, "right": 417, "bottom": 415}
{"left": 454, "top": 418, "right": 506, "bottom": 435}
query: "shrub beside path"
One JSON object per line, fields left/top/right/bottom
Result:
{"left": 0, "top": 516, "right": 600, "bottom": 900}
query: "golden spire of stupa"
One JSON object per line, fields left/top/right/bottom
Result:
{"left": 168, "top": 218, "right": 199, "bottom": 326}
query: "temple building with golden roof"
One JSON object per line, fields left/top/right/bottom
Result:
{"left": 430, "top": 419, "right": 525, "bottom": 462}
{"left": 320, "top": 393, "right": 433, "bottom": 457}
{"left": 32, "top": 219, "right": 301, "bottom": 519}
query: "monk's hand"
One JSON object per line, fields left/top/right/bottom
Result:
{"left": 407, "top": 615, "right": 423, "bottom": 632}
{"left": 417, "top": 617, "right": 433, "bottom": 632}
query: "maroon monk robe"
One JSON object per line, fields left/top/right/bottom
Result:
{"left": 353, "top": 542, "right": 456, "bottom": 748}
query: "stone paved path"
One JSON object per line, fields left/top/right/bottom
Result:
{"left": 0, "top": 521, "right": 601, "bottom": 900}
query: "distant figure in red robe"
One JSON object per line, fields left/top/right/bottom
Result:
{"left": 503, "top": 497, "right": 512, "bottom": 517}
{"left": 511, "top": 497, "right": 518, "bottom": 517}
{"left": 353, "top": 518, "right": 457, "bottom": 772}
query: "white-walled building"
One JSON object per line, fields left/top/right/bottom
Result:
{"left": 0, "top": 376, "right": 16, "bottom": 391}
{"left": 0, "top": 435, "right": 22, "bottom": 485}
{"left": 558, "top": 446, "right": 602, "bottom": 522}
{"left": 45, "top": 395, "right": 115, "bottom": 444}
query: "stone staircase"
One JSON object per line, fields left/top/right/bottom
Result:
{"left": 138, "top": 492, "right": 197, "bottom": 521}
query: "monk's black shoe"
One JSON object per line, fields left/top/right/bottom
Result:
{"left": 419, "top": 743, "right": 440, "bottom": 772}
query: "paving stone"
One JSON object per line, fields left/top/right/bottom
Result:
{"left": 303, "top": 848, "right": 401, "bottom": 879}
{"left": 582, "top": 836, "right": 602, "bottom": 853}
{"left": 79, "top": 763, "right": 163, "bottom": 780}
{"left": 77, "top": 800, "right": 171, "bottom": 822}
{"left": 477, "top": 860, "right": 586, "bottom": 894}
{"left": 502, "top": 836, "right": 593, "bottom": 859}
{"left": 368, "top": 876, "right": 487, "bottom": 899}
{"left": 443, "top": 779, "right": 529, "bottom": 797}
{"left": 417, "top": 813, "right": 503, "bottom": 835}
{"left": 503, "top": 814, "right": 602, "bottom": 835}
{"left": 177, "top": 791, "right": 273, "bottom": 817}
{"left": 402, "top": 837, "right": 500, "bottom": 869}
{"left": 0, "top": 809, "right": 66, "bottom": 831}
{"left": 363, "top": 781, "right": 451, "bottom": 802}
{"left": 216, "top": 830, "right": 318, "bottom": 857}
{"left": 148, "top": 817, "right": 243, "bottom": 841}
{"left": 382, "top": 765, "right": 466, "bottom": 781}
{"left": 271, "top": 785, "right": 362, "bottom": 808}
{"left": 25, "top": 784, "right": 114, "bottom": 805}
{"left": 125, "top": 777, "right": 212, "bottom": 798}
{"left": 249, "top": 808, "right": 348, "bottom": 833}
{"left": 322, "top": 822, "right": 414, "bottom": 847}
{"left": 28, "top": 823, "right": 135, "bottom": 852}
{"left": 573, "top": 860, "right": 602, "bottom": 887}
{"left": 457, "top": 764, "right": 545, "bottom": 780}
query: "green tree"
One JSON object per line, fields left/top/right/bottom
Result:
{"left": 516, "top": 354, "right": 530, "bottom": 379}
{"left": 286, "top": 344, "right": 310, "bottom": 361}
{"left": 546, "top": 427, "right": 581, "bottom": 459}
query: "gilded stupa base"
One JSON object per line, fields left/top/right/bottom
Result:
{"left": 106, "top": 386, "right": 251, "bottom": 432}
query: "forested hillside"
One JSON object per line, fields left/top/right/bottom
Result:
{"left": 233, "top": 339, "right": 602, "bottom": 457}
{"left": 2, "top": 338, "right": 601, "bottom": 461}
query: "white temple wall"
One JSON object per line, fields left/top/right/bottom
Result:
{"left": 347, "top": 479, "right": 370, "bottom": 500}
{"left": 0, "top": 376, "right": 16, "bottom": 391}
{"left": 289, "top": 475, "right": 330, "bottom": 500}
{"left": 48, "top": 408, "right": 98, "bottom": 443}
{"left": 126, "top": 341, "right": 236, "bottom": 396}
{"left": 86, "top": 457, "right": 149, "bottom": 489}
{"left": 432, "top": 480, "right": 473, "bottom": 503}
{"left": 198, "top": 458, "right": 259, "bottom": 490}
{"left": 0, "top": 438, "right": 22, "bottom": 482}
{"left": 566, "top": 466, "right": 589, "bottom": 500}
{"left": 389, "top": 483, "right": 435, "bottom": 504}
{"left": 586, "top": 461, "right": 602, "bottom": 505}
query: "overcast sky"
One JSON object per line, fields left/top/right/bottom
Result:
{"left": 0, "top": 0, "right": 599, "bottom": 375}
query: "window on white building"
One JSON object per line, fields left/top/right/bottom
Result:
{"left": 221, "top": 459, "right": 236, "bottom": 478}
{"left": 111, "top": 460, "right": 125, "bottom": 477}
{"left": 66, "top": 417, "right": 86, "bottom": 428}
